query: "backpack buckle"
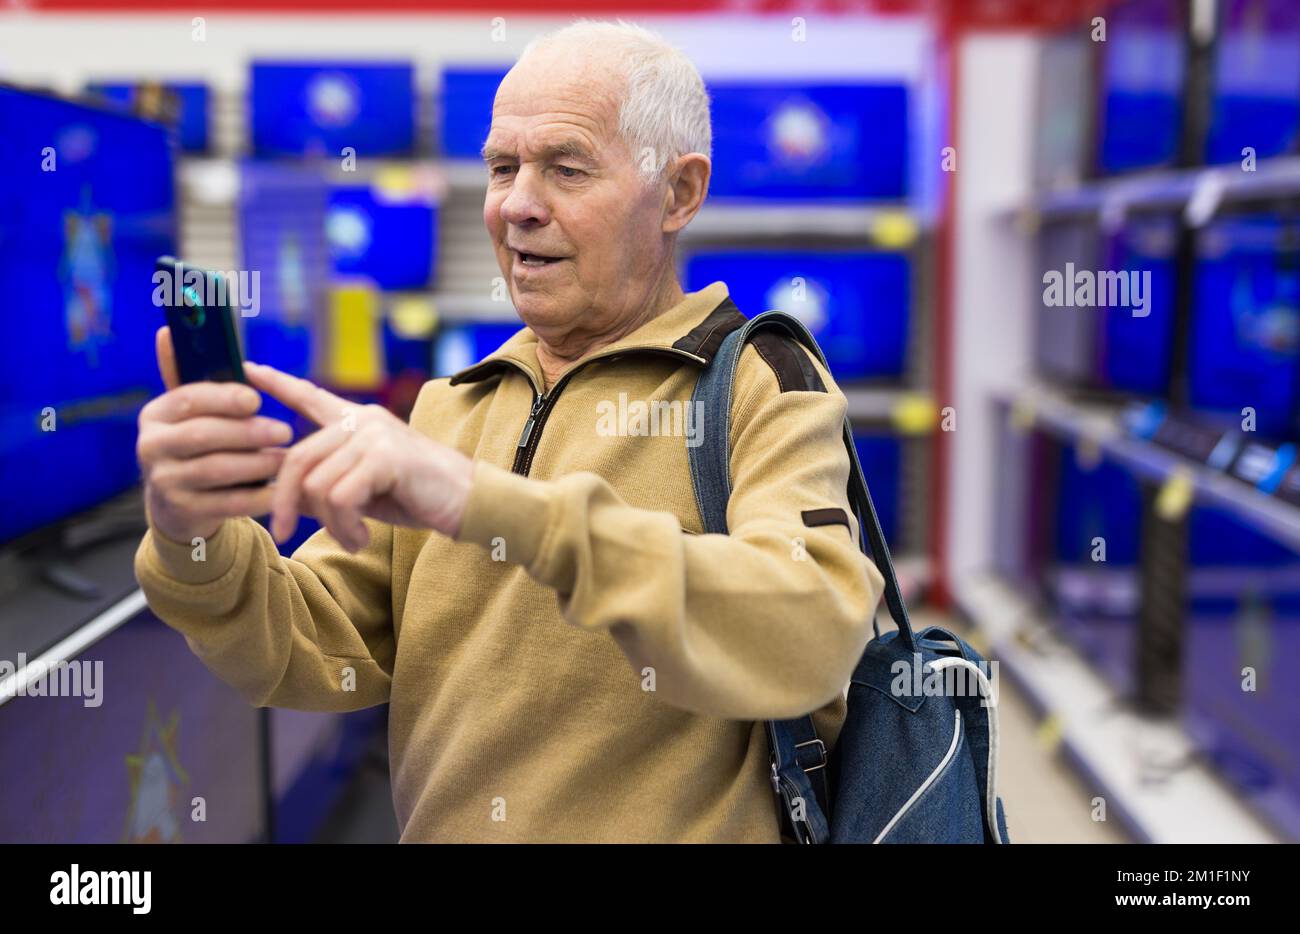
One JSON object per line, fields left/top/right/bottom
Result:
{"left": 794, "top": 738, "right": 827, "bottom": 773}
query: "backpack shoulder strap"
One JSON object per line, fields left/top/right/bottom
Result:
{"left": 687, "top": 308, "right": 917, "bottom": 844}
{"left": 689, "top": 309, "right": 916, "bottom": 649}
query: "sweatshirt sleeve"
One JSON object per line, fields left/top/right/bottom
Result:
{"left": 455, "top": 344, "right": 885, "bottom": 721}
{"left": 133, "top": 514, "right": 395, "bottom": 712}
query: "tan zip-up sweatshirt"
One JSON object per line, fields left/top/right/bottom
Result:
{"left": 134, "top": 280, "right": 885, "bottom": 843}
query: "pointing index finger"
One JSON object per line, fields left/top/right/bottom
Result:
{"left": 244, "top": 362, "right": 351, "bottom": 429}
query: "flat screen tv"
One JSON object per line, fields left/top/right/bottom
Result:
{"left": 1094, "top": 0, "right": 1188, "bottom": 174}
{"left": 86, "top": 81, "right": 210, "bottom": 154}
{"left": 1188, "top": 210, "right": 1300, "bottom": 440}
{"left": 0, "top": 87, "right": 174, "bottom": 547}
{"left": 440, "top": 66, "right": 510, "bottom": 160}
{"left": 250, "top": 61, "right": 416, "bottom": 158}
{"left": 1204, "top": 0, "right": 1300, "bottom": 165}
{"left": 326, "top": 184, "right": 437, "bottom": 291}
{"left": 684, "top": 250, "right": 910, "bottom": 382}
{"left": 432, "top": 322, "right": 525, "bottom": 378}
{"left": 706, "top": 82, "right": 908, "bottom": 201}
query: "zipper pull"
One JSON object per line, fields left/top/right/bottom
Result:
{"left": 517, "top": 393, "right": 546, "bottom": 448}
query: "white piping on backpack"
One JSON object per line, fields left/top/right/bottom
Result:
{"left": 928, "top": 656, "right": 1004, "bottom": 844}
{"left": 873, "top": 709, "right": 962, "bottom": 844}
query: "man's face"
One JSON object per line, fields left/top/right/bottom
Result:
{"left": 482, "top": 49, "right": 669, "bottom": 346}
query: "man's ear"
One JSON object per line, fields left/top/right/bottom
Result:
{"left": 662, "top": 153, "right": 711, "bottom": 234}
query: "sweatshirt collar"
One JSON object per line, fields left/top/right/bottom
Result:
{"left": 448, "top": 281, "right": 744, "bottom": 389}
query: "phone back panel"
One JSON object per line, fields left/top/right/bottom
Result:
{"left": 158, "top": 263, "right": 247, "bottom": 384}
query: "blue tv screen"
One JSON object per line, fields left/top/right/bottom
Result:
{"left": 1189, "top": 213, "right": 1300, "bottom": 440}
{"left": 0, "top": 87, "right": 174, "bottom": 546}
{"left": 327, "top": 185, "right": 436, "bottom": 291}
{"left": 1096, "top": 214, "right": 1180, "bottom": 395}
{"left": 384, "top": 317, "right": 434, "bottom": 377}
{"left": 238, "top": 162, "right": 331, "bottom": 428}
{"left": 706, "top": 82, "right": 908, "bottom": 201}
{"left": 1053, "top": 447, "right": 1143, "bottom": 566}
{"left": 1183, "top": 502, "right": 1300, "bottom": 841}
{"left": 852, "top": 433, "right": 901, "bottom": 547}
{"left": 250, "top": 61, "right": 415, "bottom": 158}
{"left": 86, "top": 82, "right": 210, "bottom": 153}
{"left": 239, "top": 160, "right": 329, "bottom": 330}
{"left": 1205, "top": 0, "right": 1300, "bottom": 165}
{"left": 433, "top": 322, "right": 525, "bottom": 377}
{"left": 0, "top": 611, "right": 264, "bottom": 843}
{"left": 1096, "top": 0, "right": 1187, "bottom": 174}
{"left": 684, "top": 250, "right": 910, "bottom": 381}
{"left": 440, "top": 66, "right": 510, "bottom": 159}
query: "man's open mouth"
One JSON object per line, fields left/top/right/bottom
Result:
{"left": 515, "top": 250, "right": 564, "bottom": 266}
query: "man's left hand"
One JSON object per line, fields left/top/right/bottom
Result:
{"left": 245, "top": 361, "right": 473, "bottom": 552}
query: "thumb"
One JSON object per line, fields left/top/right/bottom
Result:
{"left": 155, "top": 325, "right": 180, "bottom": 391}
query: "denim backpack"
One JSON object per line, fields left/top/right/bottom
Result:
{"left": 689, "top": 309, "right": 1011, "bottom": 844}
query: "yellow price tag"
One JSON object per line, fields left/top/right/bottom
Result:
{"left": 1015, "top": 207, "right": 1042, "bottom": 237}
{"left": 390, "top": 296, "right": 438, "bottom": 340}
{"left": 1155, "top": 468, "right": 1195, "bottom": 521}
{"left": 870, "top": 210, "right": 919, "bottom": 250}
{"left": 374, "top": 163, "right": 443, "bottom": 204}
{"left": 1036, "top": 712, "right": 1064, "bottom": 753}
{"left": 1010, "top": 397, "right": 1036, "bottom": 433}
{"left": 891, "top": 394, "right": 937, "bottom": 435}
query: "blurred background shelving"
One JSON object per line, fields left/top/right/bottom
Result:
{"left": 948, "top": 0, "right": 1300, "bottom": 846}
{"left": 3, "top": 0, "right": 1299, "bottom": 845}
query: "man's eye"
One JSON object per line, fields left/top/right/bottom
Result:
{"left": 556, "top": 165, "right": 584, "bottom": 178}
{"left": 490, "top": 165, "right": 515, "bottom": 177}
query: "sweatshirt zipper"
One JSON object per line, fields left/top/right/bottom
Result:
{"left": 512, "top": 389, "right": 555, "bottom": 475}
{"left": 509, "top": 346, "right": 706, "bottom": 477}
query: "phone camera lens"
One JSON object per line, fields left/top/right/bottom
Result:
{"left": 181, "top": 285, "right": 206, "bottom": 329}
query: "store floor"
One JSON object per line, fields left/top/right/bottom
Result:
{"left": 314, "top": 608, "right": 1131, "bottom": 844}
{"left": 930, "top": 614, "right": 1132, "bottom": 844}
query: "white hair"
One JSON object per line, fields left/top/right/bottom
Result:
{"left": 519, "top": 19, "right": 712, "bottom": 183}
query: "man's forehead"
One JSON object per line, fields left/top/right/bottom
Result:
{"left": 490, "top": 56, "right": 620, "bottom": 132}
{"left": 483, "top": 83, "right": 638, "bottom": 162}
{"left": 481, "top": 120, "right": 604, "bottom": 161}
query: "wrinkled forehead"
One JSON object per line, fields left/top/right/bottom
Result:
{"left": 485, "top": 50, "right": 627, "bottom": 158}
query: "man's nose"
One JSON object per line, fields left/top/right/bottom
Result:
{"left": 498, "top": 165, "right": 551, "bottom": 227}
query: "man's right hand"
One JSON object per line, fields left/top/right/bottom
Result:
{"left": 137, "top": 326, "right": 292, "bottom": 545}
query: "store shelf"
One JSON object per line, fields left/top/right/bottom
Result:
{"left": 443, "top": 159, "right": 489, "bottom": 190}
{"left": 683, "top": 201, "right": 923, "bottom": 244}
{"left": 955, "top": 571, "right": 1283, "bottom": 844}
{"left": 1007, "top": 155, "right": 1300, "bottom": 225}
{"left": 429, "top": 292, "right": 521, "bottom": 324}
{"left": 996, "top": 385, "right": 1300, "bottom": 551}
{"left": 844, "top": 386, "right": 935, "bottom": 431}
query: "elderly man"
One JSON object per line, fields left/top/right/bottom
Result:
{"left": 134, "top": 20, "right": 883, "bottom": 843}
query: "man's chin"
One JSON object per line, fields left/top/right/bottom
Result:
{"left": 510, "top": 289, "right": 575, "bottom": 330}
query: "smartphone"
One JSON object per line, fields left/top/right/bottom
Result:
{"left": 155, "top": 255, "right": 247, "bottom": 384}
{"left": 156, "top": 255, "right": 270, "bottom": 489}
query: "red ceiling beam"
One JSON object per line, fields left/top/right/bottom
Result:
{"left": 9, "top": 0, "right": 1121, "bottom": 32}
